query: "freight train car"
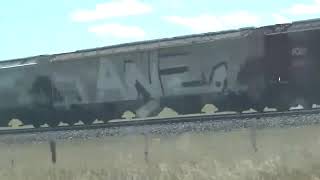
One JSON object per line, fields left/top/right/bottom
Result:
{"left": 1, "top": 18, "right": 320, "bottom": 127}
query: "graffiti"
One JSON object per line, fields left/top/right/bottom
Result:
{"left": 97, "top": 54, "right": 162, "bottom": 101}
{"left": 209, "top": 62, "right": 228, "bottom": 92}
{"left": 51, "top": 75, "right": 85, "bottom": 106}
{"left": 135, "top": 80, "right": 151, "bottom": 101}
{"left": 124, "top": 59, "right": 161, "bottom": 99}
{"left": 97, "top": 53, "right": 229, "bottom": 102}
{"left": 97, "top": 59, "right": 127, "bottom": 101}
{"left": 29, "top": 76, "right": 63, "bottom": 106}
{"left": 160, "top": 62, "right": 228, "bottom": 93}
{"left": 291, "top": 47, "right": 308, "bottom": 57}
{"left": 159, "top": 66, "right": 189, "bottom": 75}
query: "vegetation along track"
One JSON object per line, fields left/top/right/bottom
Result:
{"left": 1, "top": 108, "right": 320, "bottom": 136}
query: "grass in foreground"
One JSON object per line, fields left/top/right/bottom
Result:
{"left": 1, "top": 125, "right": 320, "bottom": 179}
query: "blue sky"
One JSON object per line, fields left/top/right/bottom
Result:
{"left": 1, "top": 0, "right": 320, "bottom": 60}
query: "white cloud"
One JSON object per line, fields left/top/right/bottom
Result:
{"left": 71, "top": 0, "right": 152, "bottom": 22}
{"left": 286, "top": 0, "right": 320, "bottom": 15}
{"left": 272, "top": 14, "right": 291, "bottom": 24}
{"left": 163, "top": 12, "right": 260, "bottom": 33}
{"left": 88, "top": 24, "right": 145, "bottom": 39}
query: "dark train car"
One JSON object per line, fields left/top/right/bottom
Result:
{"left": 1, "top": 18, "right": 320, "bottom": 127}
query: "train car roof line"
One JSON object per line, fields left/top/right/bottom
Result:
{"left": 51, "top": 29, "right": 246, "bottom": 61}
{"left": 0, "top": 28, "right": 248, "bottom": 63}
{"left": 2, "top": 18, "right": 320, "bottom": 63}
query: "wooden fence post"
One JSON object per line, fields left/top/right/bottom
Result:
{"left": 49, "top": 140, "right": 57, "bottom": 164}
{"left": 249, "top": 118, "right": 258, "bottom": 152}
{"left": 144, "top": 133, "right": 149, "bottom": 163}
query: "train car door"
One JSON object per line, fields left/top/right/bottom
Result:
{"left": 263, "top": 32, "right": 292, "bottom": 110}
{"left": 264, "top": 29, "right": 320, "bottom": 109}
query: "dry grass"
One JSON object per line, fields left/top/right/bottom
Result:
{"left": 0, "top": 125, "right": 320, "bottom": 179}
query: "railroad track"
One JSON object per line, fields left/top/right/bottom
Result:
{"left": 1, "top": 108, "right": 320, "bottom": 136}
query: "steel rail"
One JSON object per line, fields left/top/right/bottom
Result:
{"left": 0, "top": 108, "right": 320, "bottom": 135}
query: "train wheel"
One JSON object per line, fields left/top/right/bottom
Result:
{"left": 295, "top": 97, "right": 312, "bottom": 110}
{"left": 304, "top": 103, "right": 312, "bottom": 109}
{"left": 19, "top": 109, "right": 42, "bottom": 128}
{"left": 61, "top": 109, "right": 77, "bottom": 126}
{"left": 162, "top": 96, "right": 202, "bottom": 115}
{"left": 80, "top": 110, "right": 95, "bottom": 125}
{"left": 0, "top": 110, "right": 12, "bottom": 127}
{"left": 65, "top": 119, "right": 77, "bottom": 126}
{"left": 274, "top": 93, "right": 291, "bottom": 112}
{"left": 97, "top": 104, "right": 117, "bottom": 123}
{"left": 32, "top": 120, "right": 41, "bottom": 128}
{"left": 101, "top": 112, "right": 117, "bottom": 123}
{"left": 251, "top": 103, "right": 266, "bottom": 113}
{"left": 48, "top": 109, "right": 59, "bottom": 127}
{"left": 83, "top": 119, "right": 95, "bottom": 125}
{"left": 219, "top": 92, "right": 251, "bottom": 113}
{"left": 68, "top": 105, "right": 94, "bottom": 125}
{"left": 38, "top": 107, "right": 59, "bottom": 127}
{"left": 47, "top": 120, "right": 59, "bottom": 127}
{"left": 276, "top": 105, "right": 289, "bottom": 112}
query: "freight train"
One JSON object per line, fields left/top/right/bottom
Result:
{"left": 1, "top": 18, "right": 320, "bottom": 127}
